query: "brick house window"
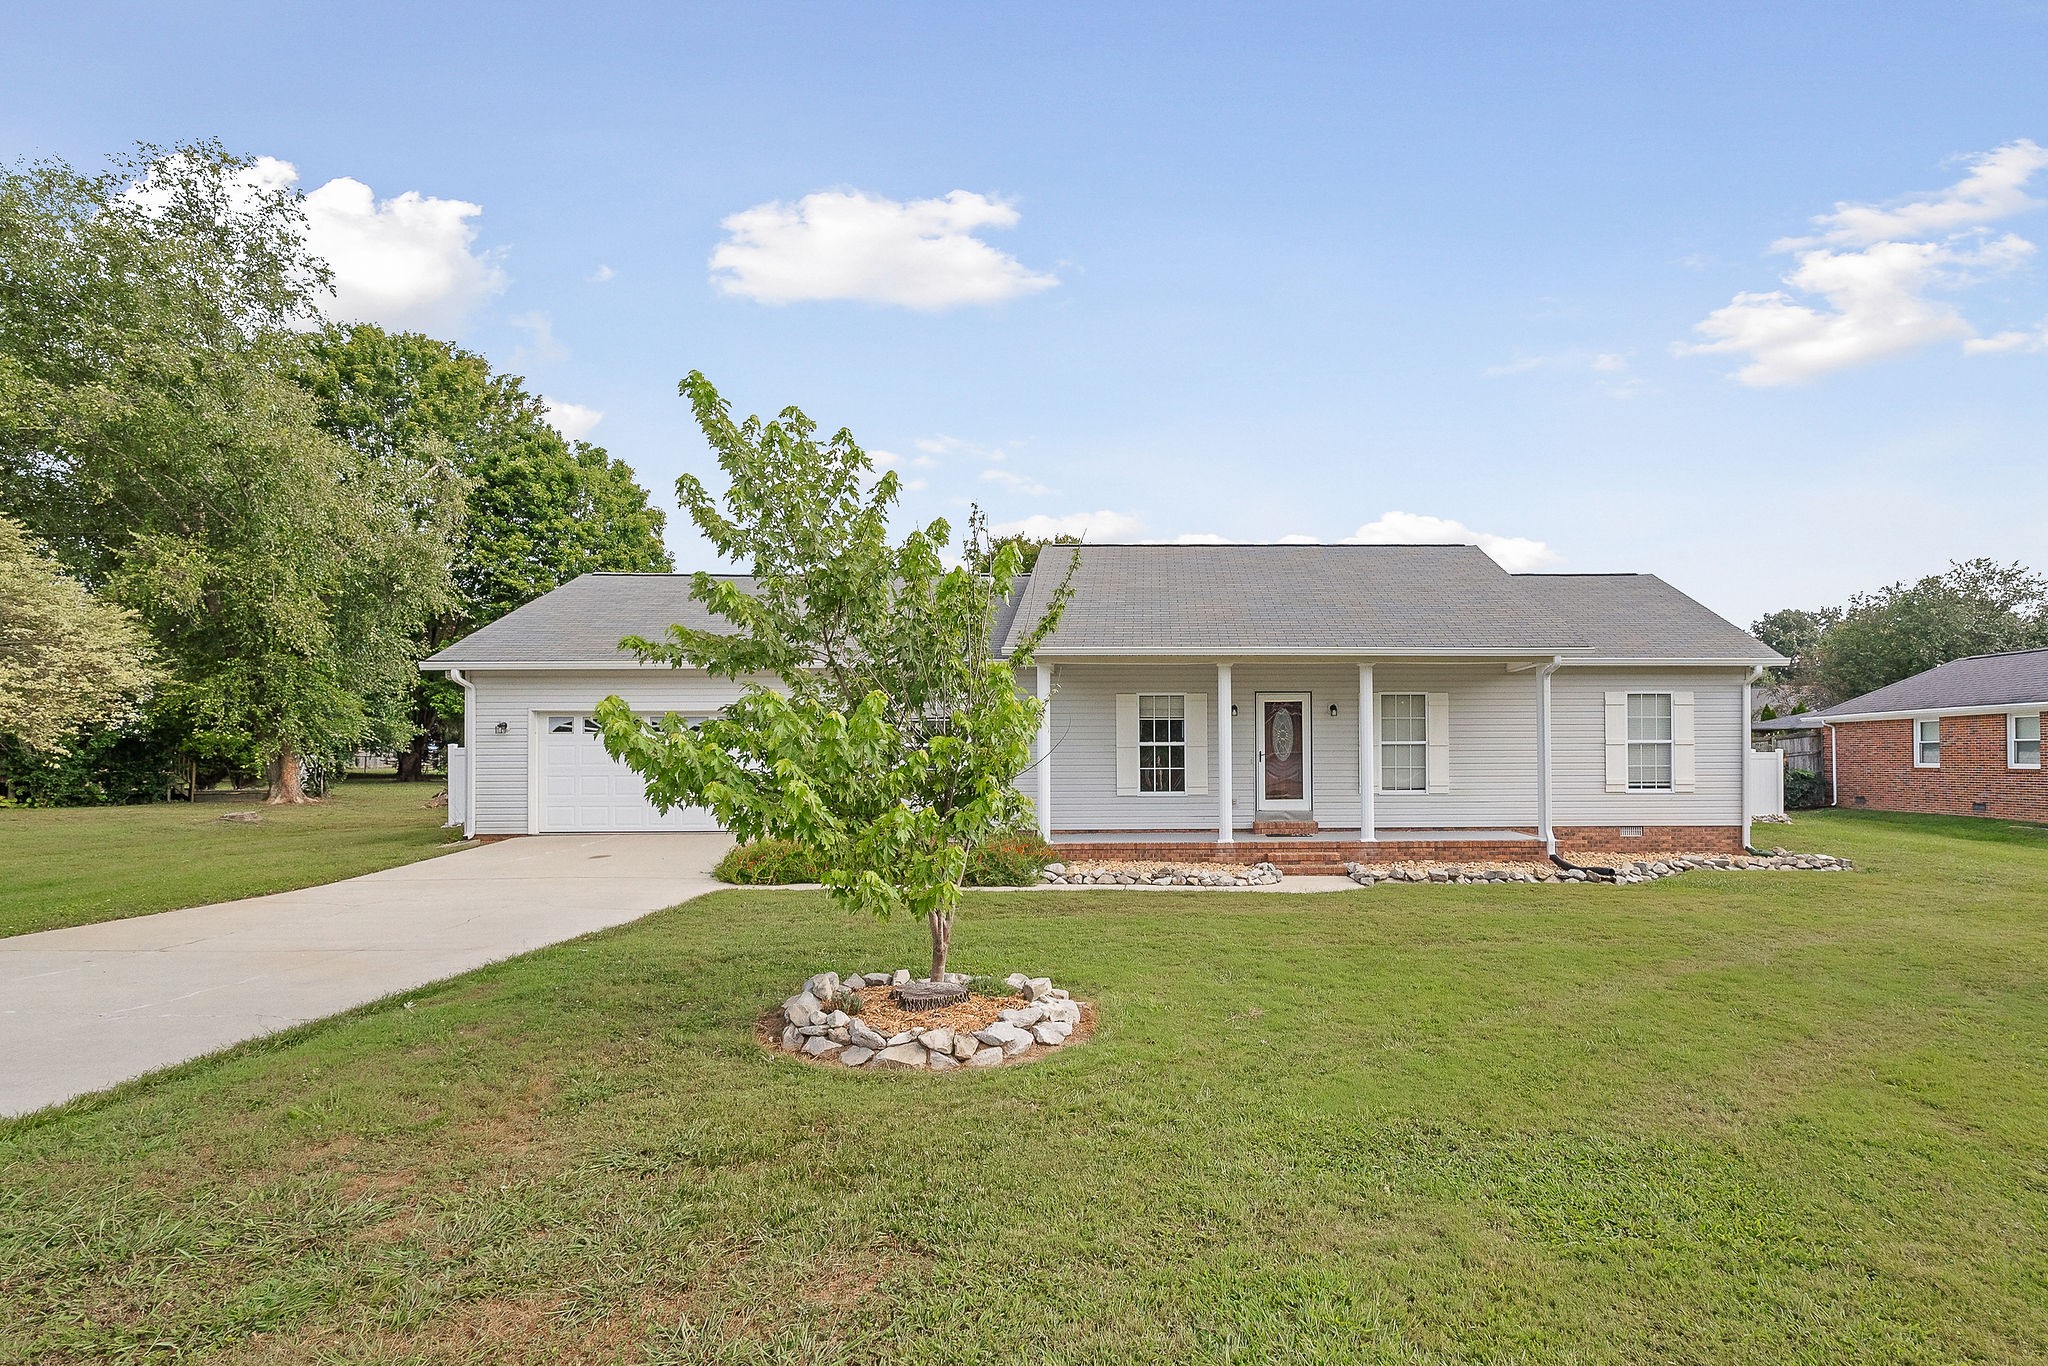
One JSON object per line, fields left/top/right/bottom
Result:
{"left": 1914, "top": 718, "right": 1941, "bottom": 768}
{"left": 2012, "top": 713, "right": 2041, "bottom": 769}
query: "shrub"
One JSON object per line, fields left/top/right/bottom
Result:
{"left": 713, "top": 839, "right": 821, "bottom": 885}
{"left": 963, "top": 831, "right": 1056, "bottom": 887}
{"left": 712, "top": 830, "right": 1056, "bottom": 887}
{"left": 1785, "top": 767, "right": 1827, "bottom": 810}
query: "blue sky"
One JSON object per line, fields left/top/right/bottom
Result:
{"left": 9, "top": 2, "right": 2048, "bottom": 625}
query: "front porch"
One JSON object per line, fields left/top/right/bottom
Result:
{"left": 1050, "top": 828, "right": 1548, "bottom": 874}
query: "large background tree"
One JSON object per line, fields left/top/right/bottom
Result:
{"left": 1753, "top": 559, "right": 2048, "bottom": 707}
{"left": 596, "top": 373, "right": 1071, "bottom": 981}
{"left": 0, "top": 142, "right": 462, "bottom": 801}
{"left": 294, "top": 323, "right": 672, "bottom": 777}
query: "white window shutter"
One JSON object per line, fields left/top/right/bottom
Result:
{"left": 1115, "top": 693, "right": 1139, "bottom": 796}
{"left": 1425, "top": 692, "right": 1451, "bottom": 792}
{"left": 1671, "top": 690, "right": 1696, "bottom": 792}
{"left": 1185, "top": 693, "right": 1208, "bottom": 794}
{"left": 1604, "top": 691, "right": 1628, "bottom": 793}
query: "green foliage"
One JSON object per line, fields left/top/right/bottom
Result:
{"left": 0, "top": 143, "right": 462, "bottom": 799}
{"left": 597, "top": 372, "right": 1073, "bottom": 977}
{"left": 0, "top": 514, "right": 155, "bottom": 750}
{"left": 292, "top": 323, "right": 671, "bottom": 772}
{"left": 1753, "top": 560, "right": 2048, "bottom": 705}
{"left": 962, "top": 830, "right": 1056, "bottom": 886}
{"left": 0, "top": 720, "right": 180, "bottom": 806}
{"left": 712, "top": 829, "right": 1055, "bottom": 888}
{"left": 712, "top": 838, "right": 821, "bottom": 885}
{"left": 1785, "top": 766, "right": 1827, "bottom": 810}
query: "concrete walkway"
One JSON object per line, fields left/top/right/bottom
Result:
{"left": 0, "top": 833, "right": 731, "bottom": 1117}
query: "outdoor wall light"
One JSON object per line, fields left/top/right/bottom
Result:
{"left": 1230, "top": 703, "right": 1239, "bottom": 717}
{"left": 494, "top": 721, "right": 509, "bottom": 734}
{"left": 1329, "top": 703, "right": 1339, "bottom": 717}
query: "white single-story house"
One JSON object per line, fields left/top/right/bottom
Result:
{"left": 423, "top": 544, "right": 1784, "bottom": 868}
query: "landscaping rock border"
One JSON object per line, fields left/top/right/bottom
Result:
{"left": 1039, "top": 860, "right": 1282, "bottom": 887}
{"left": 1343, "top": 849, "right": 1851, "bottom": 886}
{"left": 773, "top": 970, "right": 1088, "bottom": 1071}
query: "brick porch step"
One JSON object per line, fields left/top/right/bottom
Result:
{"left": 1053, "top": 837, "right": 1549, "bottom": 877}
{"left": 1251, "top": 819, "right": 1319, "bottom": 837}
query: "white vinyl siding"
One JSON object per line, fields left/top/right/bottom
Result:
{"left": 1915, "top": 717, "right": 1941, "bottom": 768}
{"left": 2012, "top": 713, "right": 2041, "bottom": 769}
{"left": 462, "top": 668, "right": 771, "bottom": 835}
{"left": 1561, "top": 671, "right": 1741, "bottom": 826}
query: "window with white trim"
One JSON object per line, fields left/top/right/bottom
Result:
{"left": 1626, "top": 693, "right": 1674, "bottom": 791}
{"left": 1915, "top": 717, "right": 1941, "bottom": 768}
{"left": 1137, "top": 693, "right": 1186, "bottom": 793}
{"left": 2011, "top": 713, "right": 2041, "bottom": 769}
{"left": 548, "top": 715, "right": 576, "bottom": 734}
{"left": 1379, "top": 693, "right": 1427, "bottom": 792}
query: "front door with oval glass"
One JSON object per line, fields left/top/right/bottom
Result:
{"left": 1258, "top": 693, "right": 1311, "bottom": 811}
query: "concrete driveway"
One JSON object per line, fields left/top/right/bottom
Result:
{"left": 0, "top": 832, "right": 731, "bottom": 1117}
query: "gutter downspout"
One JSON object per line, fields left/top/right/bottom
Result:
{"left": 1536, "top": 657, "right": 1564, "bottom": 856}
{"left": 447, "top": 667, "right": 477, "bottom": 841}
{"left": 1825, "top": 721, "right": 1838, "bottom": 807}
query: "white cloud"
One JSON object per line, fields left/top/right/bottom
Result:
{"left": 508, "top": 311, "right": 567, "bottom": 363}
{"left": 1162, "top": 532, "right": 1234, "bottom": 544}
{"left": 542, "top": 398, "right": 603, "bottom": 440}
{"left": 1777, "top": 140, "right": 2048, "bottom": 249}
{"left": 130, "top": 154, "right": 507, "bottom": 332}
{"left": 990, "top": 510, "right": 1142, "bottom": 541}
{"left": 1484, "top": 350, "right": 1631, "bottom": 379}
{"left": 981, "top": 468, "right": 1052, "bottom": 496}
{"left": 1340, "top": 510, "right": 1560, "bottom": 572}
{"left": 1276, "top": 533, "right": 1323, "bottom": 544}
{"left": 1682, "top": 141, "right": 2048, "bottom": 385}
{"left": 1681, "top": 235, "right": 2031, "bottom": 386}
{"left": 709, "top": 189, "right": 1058, "bottom": 309}
{"left": 1965, "top": 319, "right": 2048, "bottom": 354}
{"left": 588, "top": 264, "right": 616, "bottom": 283}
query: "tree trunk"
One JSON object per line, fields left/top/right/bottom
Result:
{"left": 267, "top": 742, "right": 314, "bottom": 804}
{"left": 395, "top": 731, "right": 430, "bottom": 782}
{"left": 928, "top": 909, "right": 953, "bottom": 982}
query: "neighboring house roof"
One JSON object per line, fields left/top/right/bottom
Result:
{"left": 422, "top": 547, "right": 1781, "bottom": 669}
{"left": 423, "top": 573, "right": 755, "bottom": 667}
{"left": 1512, "top": 573, "right": 1786, "bottom": 665}
{"left": 1779, "top": 647, "right": 2048, "bottom": 722}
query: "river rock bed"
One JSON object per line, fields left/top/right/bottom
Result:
{"left": 773, "top": 970, "right": 1088, "bottom": 1070}
{"left": 1345, "top": 849, "right": 1851, "bottom": 886}
{"left": 1040, "top": 860, "right": 1282, "bottom": 887}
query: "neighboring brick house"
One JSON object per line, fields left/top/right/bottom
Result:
{"left": 1761, "top": 648, "right": 2047, "bottom": 824}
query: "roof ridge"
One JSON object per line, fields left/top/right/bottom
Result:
{"left": 1941, "top": 644, "right": 2048, "bottom": 664}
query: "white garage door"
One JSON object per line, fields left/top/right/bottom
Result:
{"left": 538, "top": 715, "right": 722, "bottom": 832}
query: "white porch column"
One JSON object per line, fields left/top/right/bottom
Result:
{"left": 1536, "top": 660, "right": 1560, "bottom": 855}
{"left": 1216, "top": 663, "right": 1234, "bottom": 843}
{"left": 1035, "top": 663, "right": 1053, "bottom": 841}
{"left": 1357, "top": 663, "right": 1375, "bottom": 842}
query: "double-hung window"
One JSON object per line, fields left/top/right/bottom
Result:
{"left": 1137, "top": 693, "right": 1186, "bottom": 793}
{"left": 1626, "top": 693, "right": 1674, "bottom": 791}
{"left": 2011, "top": 713, "right": 2041, "bottom": 769}
{"left": 1915, "top": 718, "right": 1941, "bottom": 768}
{"left": 1379, "top": 693, "right": 1428, "bottom": 792}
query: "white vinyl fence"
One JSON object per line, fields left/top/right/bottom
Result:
{"left": 1748, "top": 747, "right": 1786, "bottom": 820}
{"left": 445, "top": 744, "right": 468, "bottom": 830}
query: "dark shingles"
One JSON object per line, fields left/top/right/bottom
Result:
{"left": 1805, "top": 647, "right": 2048, "bottom": 717}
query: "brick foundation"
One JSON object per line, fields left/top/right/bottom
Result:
{"left": 1553, "top": 825, "right": 1747, "bottom": 854}
{"left": 1825, "top": 716, "right": 2047, "bottom": 823}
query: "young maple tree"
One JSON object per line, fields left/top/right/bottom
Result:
{"left": 594, "top": 372, "right": 1071, "bottom": 980}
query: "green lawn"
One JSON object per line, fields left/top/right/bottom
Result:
{"left": 5, "top": 810, "right": 2046, "bottom": 1363}
{"left": 0, "top": 779, "right": 463, "bottom": 938}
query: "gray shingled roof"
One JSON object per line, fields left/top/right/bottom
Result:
{"left": 1003, "top": 544, "right": 1586, "bottom": 655}
{"left": 423, "top": 574, "right": 754, "bottom": 666}
{"left": 423, "top": 550, "right": 1780, "bottom": 667}
{"left": 1512, "top": 573, "right": 1785, "bottom": 665}
{"left": 1798, "top": 647, "right": 2048, "bottom": 719}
